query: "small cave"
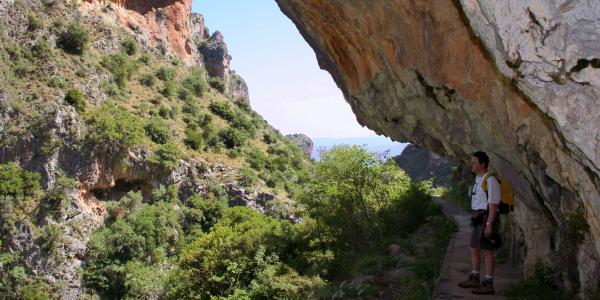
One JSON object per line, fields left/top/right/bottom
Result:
{"left": 89, "top": 179, "right": 149, "bottom": 201}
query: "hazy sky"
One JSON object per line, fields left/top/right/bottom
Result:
{"left": 192, "top": 0, "right": 378, "bottom": 138}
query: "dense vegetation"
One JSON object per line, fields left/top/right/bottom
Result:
{"left": 0, "top": 1, "right": 457, "bottom": 299}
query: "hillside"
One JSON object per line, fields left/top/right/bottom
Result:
{"left": 0, "top": 0, "right": 312, "bottom": 297}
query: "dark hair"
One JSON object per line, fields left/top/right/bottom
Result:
{"left": 472, "top": 151, "right": 489, "bottom": 169}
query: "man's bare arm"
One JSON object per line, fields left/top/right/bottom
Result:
{"left": 487, "top": 203, "right": 498, "bottom": 224}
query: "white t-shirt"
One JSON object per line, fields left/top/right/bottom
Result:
{"left": 471, "top": 172, "right": 501, "bottom": 210}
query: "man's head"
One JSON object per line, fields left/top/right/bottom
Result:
{"left": 470, "top": 151, "right": 489, "bottom": 174}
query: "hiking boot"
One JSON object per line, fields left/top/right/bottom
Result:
{"left": 457, "top": 274, "right": 481, "bottom": 288}
{"left": 471, "top": 279, "right": 495, "bottom": 295}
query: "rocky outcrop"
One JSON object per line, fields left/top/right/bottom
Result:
{"left": 394, "top": 144, "right": 457, "bottom": 187}
{"left": 276, "top": 0, "right": 600, "bottom": 294}
{"left": 199, "top": 31, "right": 232, "bottom": 84}
{"left": 83, "top": 0, "right": 201, "bottom": 65}
{"left": 285, "top": 133, "right": 314, "bottom": 158}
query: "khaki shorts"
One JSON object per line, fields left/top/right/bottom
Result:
{"left": 470, "top": 210, "right": 500, "bottom": 250}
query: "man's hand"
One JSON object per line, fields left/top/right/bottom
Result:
{"left": 484, "top": 224, "right": 493, "bottom": 238}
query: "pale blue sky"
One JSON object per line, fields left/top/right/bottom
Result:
{"left": 192, "top": 0, "right": 378, "bottom": 138}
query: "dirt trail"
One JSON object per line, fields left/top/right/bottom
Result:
{"left": 433, "top": 197, "right": 519, "bottom": 299}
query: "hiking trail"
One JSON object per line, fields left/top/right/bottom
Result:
{"left": 433, "top": 196, "right": 519, "bottom": 299}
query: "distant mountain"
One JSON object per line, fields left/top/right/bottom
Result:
{"left": 393, "top": 144, "right": 458, "bottom": 187}
{"left": 311, "top": 136, "right": 408, "bottom": 160}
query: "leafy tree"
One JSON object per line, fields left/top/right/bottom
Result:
{"left": 64, "top": 88, "right": 86, "bottom": 112}
{"left": 147, "top": 142, "right": 183, "bottom": 169}
{"left": 101, "top": 53, "right": 138, "bottom": 89}
{"left": 84, "top": 104, "right": 145, "bottom": 154}
{"left": 58, "top": 22, "right": 90, "bottom": 55}
{"left": 144, "top": 118, "right": 171, "bottom": 144}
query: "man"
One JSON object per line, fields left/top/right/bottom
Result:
{"left": 457, "top": 151, "right": 501, "bottom": 295}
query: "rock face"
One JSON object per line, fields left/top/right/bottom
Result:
{"left": 394, "top": 144, "right": 457, "bottom": 187}
{"left": 285, "top": 133, "right": 314, "bottom": 158}
{"left": 200, "top": 31, "right": 231, "bottom": 84}
{"left": 276, "top": 0, "right": 600, "bottom": 293}
{"left": 84, "top": 0, "right": 201, "bottom": 65}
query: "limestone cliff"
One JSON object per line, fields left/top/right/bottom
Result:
{"left": 83, "top": 0, "right": 199, "bottom": 65}
{"left": 276, "top": 0, "right": 600, "bottom": 294}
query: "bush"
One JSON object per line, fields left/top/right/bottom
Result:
{"left": 84, "top": 104, "right": 145, "bottom": 153}
{"left": 138, "top": 73, "right": 156, "bottom": 87}
{"left": 83, "top": 201, "right": 182, "bottom": 299}
{"left": 144, "top": 118, "right": 171, "bottom": 144}
{"left": 184, "top": 128, "right": 203, "bottom": 150}
{"left": 64, "top": 88, "right": 86, "bottom": 112}
{"left": 58, "top": 22, "right": 90, "bottom": 55}
{"left": 139, "top": 53, "right": 151, "bottom": 65}
{"left": 232, "top": 114, "right": 257, "bottom": 138}
{"left": 219, "top": 128, "right": 246, "bottom": 149}
{"left": 161, "top": 80, "right": 176, "bottom": 99}
{"left": 298, "top": 146, "right": 411, "bottom": 255}
{"left": 208, "top": 77, "right": 226, "bottom": 93}
{"left": 156, "top": 67, "right": 176, "bottom": 82}
{"left": 166, "top": 207, "right": 323, "bottom": 299}
{"left": 238, "top": 165, "right": 259, "bottom": 188}
{"left": 31, "top": 39, "right": 52, "bottom": 60}
{"left": 0, "top": 162, "right": 41, "bottom": 199}
{"left": 122, "top": 39, "right": 137, "bottom": 56}
{"left": 182, "top": 68, "right": 208, "bottom": 97}
{"left": 147, "top": 142, "right": 182, "bottom": 169}
{"left": 208, "top": 100, "right": 235, "bottom": 121}
{"left": 27, "top": 15, "right": 43, "bottom": 31}
{"left": 101, "top": 53, "right": 138, "bottom": 89}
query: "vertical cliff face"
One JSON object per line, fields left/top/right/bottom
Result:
{"left": 84, "top": 0, "right": 199, "bottom": 65}
{"left": 276, "top": 0, "right": 600, "bottom": 292}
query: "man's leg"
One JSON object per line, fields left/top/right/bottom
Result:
{"left": 458, "top": 225, "right": 483, "bottom": 288}
{"left": 469, "top": 247, "right": 480, "bottom": 274}
{"left": 482, "top": 249, "right": 494, "bottom": 278}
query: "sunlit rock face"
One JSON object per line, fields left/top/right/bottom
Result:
{"left": 276, "top": 0, "right": 600, "bottom": 292}
{"left": 84, "top": 0, "right": 200, "bottom": 65}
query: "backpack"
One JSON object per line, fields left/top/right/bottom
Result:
{"left": 482, "top": 172, "right": 515, "bottom": 214}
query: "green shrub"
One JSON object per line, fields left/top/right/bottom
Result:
{"left": 122, "top": 39, "right": 138, "bottom": 56}
{"left": 166, "top": 207, "right": 323, "bottom": 299}
{"left": 139, "top": 53, "right": 151, "bottom": 65}
{"left": 58, "top": 22, "right": 90, "bottom": 55}
{"left": 0, "top": 162, "right": 41, "bottom": 199}
{"left": 298, "top": 146, "right": 411, "bottom": 259}
{"left": 238, "top": 165, "right": 259, "bottom": 188}
{"left": 161, "top": 80, "right": 176, "bottom": 99}
{"left": 208, "top": 100, "right": 235, "bottom": 121}
{"left": 184, "top": 128, "right": 203, "bottom": 150}
{"left": 156, "top": 67, "right": 176, "bottom": 82}
{"left": 144, "top": 118, "right": 171, "bottom": 144}
{"left": 246, "top": 147, "right": 268, "bottom": 170}
{"left": 64, "top": 88, "right": 86, "bottom": 112}
{"left": 101, "top": 53, "right": 138, "bottom": 89}
{"left": 139, "top": 73, "right": 156, "bottom": 87}
{"left": 27, "top": 15, "right": 43, "bottom": 31}
{"left": 147, "top": 142, "right": 182, "bottom": 169}
{"left": 83, "top": 201, "right": 182, "bottom": 298}
{"left": 219, "top": 128, "right": 246, "bottom": 149}
{"left": 31, "top": 39, "right": 52, "bottom": 60}
{"left": 232, "top": 114, "right": 257, "bottom": 137}
{"left": 208, "top": 76, "right": 226, "bottom": 93}
{"left": 182, "top": 68, "right": 208, "bottom": 97}
{"left": 84, "top": 104, "right": 145, "bottom": 153}
{"left": 263, "top": 131, "right": 277, "bottom": 144}
{"left": 39, "top": 224, "right": 64, "bottom": 255}
{"left": 13, "top": 63, "right": 33, "bottom": 78}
